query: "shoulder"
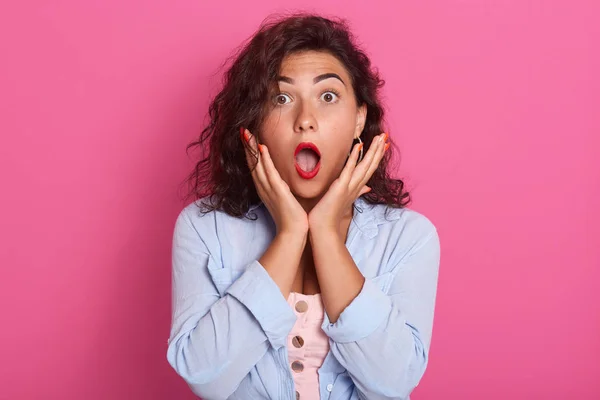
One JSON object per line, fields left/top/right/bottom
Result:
{"left": 174, "top": 198, "right": 216, "bottom": 234}
{"left": 355, "top": 198, "right": 437, "bottom": 238}
{"left": 173, "top": 196, "right": 263, "bottom": 249}
{"left": 388, "top": 205, "right": 437, "bottom": 241}
{"left": 176, "top": 196, "right": 251, "bottom": 228}
{"left": 356, "top": 198, "right": 439, "bottom": 262}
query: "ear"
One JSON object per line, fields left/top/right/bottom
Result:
{"left": 354, "top": 103, "right": 367, "bottom": 139}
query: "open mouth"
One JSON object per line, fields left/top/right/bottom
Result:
{"left": 294, "top": 142, "right": 321, "bottom": 179}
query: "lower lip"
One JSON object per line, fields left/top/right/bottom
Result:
{"left": 294, "top": 160, "right": 321, "bottom": 179}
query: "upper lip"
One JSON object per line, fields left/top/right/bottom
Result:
{"left": 294, "top": 142, "right": 321, "bottom": 158}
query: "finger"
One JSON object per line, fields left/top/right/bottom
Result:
{"left": 339, "top": 140, "right": 363, "bottom": 183}
{"left": 242, "top": 131, "right": 255, "bottom": 172}
{"left": 242, "top": 128, "right": 270, "bottom": 191}
{"left": 241, "top": 127, "right": 258, "bottom": 173}
{"left": 249, "top": 131, "right": 270, "bottom": 190}
{"left": 350, "top": 133, "right": 384, "bottom": 187}
{"left": 257, "top": 144, "right": 285, "bottom": 190}
{"left": 360, "top": 135, "right": 387, "bottom": 188}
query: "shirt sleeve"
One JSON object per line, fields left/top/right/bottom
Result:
{"left": 166, "top": 209, "right": 297, "bottom": 400}
{"left": 321, "top": 228, "right": 441, "bottom": 400}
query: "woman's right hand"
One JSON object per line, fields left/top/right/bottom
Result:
{"left": 241, "top": 127, "right": 309, "bottom": 237}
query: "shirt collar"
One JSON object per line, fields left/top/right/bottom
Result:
{"left": 351, "top": 196, "right": 403, "bottom": 239}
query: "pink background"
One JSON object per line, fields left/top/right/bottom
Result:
{"left": 1, "top": 0, "right": 598, "bottom": 399}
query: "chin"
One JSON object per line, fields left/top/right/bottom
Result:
{"left": 288, "top": 179, "right": 325, "bottom": 200}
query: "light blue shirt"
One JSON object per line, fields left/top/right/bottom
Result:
{"left": 167, "top": 196, "right": 440, "bottom": 400}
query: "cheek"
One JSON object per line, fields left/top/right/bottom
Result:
{"left": 270, "top": 149, "right": 287, "bottom": 169}
{"left": 261, "top": 137, "right": 289, "bottom": 169}
{"left": 319, "top": 107, "right": 358, "bottom": 132}
{"left": 322, "top": 141, "right": 353, "bottom": 174}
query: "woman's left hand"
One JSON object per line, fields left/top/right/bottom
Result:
{"left": 308, "top": 132, "right": 389, "bottom": 235}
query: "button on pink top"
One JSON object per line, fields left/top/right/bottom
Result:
{"left": 287, "top": 292, "right": 330, "bottom": 400}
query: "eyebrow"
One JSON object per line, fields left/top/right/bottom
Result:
{"left": 277, "top": 73, "right": 346, "bottom": 86}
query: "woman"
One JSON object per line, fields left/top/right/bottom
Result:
{"left": 167, "top": 12, "right": 440, "bottom": 400}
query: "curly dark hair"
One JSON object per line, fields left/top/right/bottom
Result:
{"left": 181, "top": 12, "right": 411, "bottom": 218}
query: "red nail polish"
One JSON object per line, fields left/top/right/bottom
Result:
{"left": 240, "top": 127, "right": 250, "bottom": 143}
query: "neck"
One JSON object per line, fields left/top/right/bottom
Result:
{"left": 296, "top": 195, "right": 354, "bottom": 219}
{"left": 296, "top": 196, "right": 319, "bottom": 214}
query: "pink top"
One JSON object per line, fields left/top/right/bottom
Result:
{"left": 286, "top": 292, "right": 331, "bottom": 400}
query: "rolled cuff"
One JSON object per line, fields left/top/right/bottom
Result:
{"left": 225, "top": 260, "right": 297, "bottom": 349}
{"left": 322, "top": 277, "right": 392, "bottom": 343}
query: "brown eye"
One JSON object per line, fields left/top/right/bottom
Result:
{"left": 275, "top": 94, "right": 291, "bottom": 105}
{"left": 321, "top": 91, "right": 339, "bottom": 103}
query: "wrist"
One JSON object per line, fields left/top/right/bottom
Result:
{"left": 277, "top": 229, "right": 308, "bottom": 243}
{"left": 309, "top": 225, "right": 342, "bottom": 242}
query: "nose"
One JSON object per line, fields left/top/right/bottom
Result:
{"left": 294, "top": 101, "right": 318, "bottom": 133}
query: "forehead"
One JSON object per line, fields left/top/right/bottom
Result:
{"left": 279, "top": 51, "right": 350, "bottom": 81}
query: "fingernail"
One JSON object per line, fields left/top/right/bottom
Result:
{"left": 240, "top": 127, "right": 250, "bottom": 143}
{"left": 384, "top": 143, "right": 390, "bottom": 152}
{"left": 358, "top": 143, "right": 364, "bottom": 150}
{"left": 258, "top": 144, "right": 264, "bottom": 153}
{"left": 365, "top": 187, "right": 372, "bottom": 192}
{"left": 383, "top": 132, "right": 388, "bottom": 141}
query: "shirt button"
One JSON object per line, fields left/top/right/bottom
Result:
{"left": 291, "top": 360, "right": 304, "bottom": 372}
{"left": 295, "top": 300, "right": 308, "bottom": 313}
{"left": 292, "top": 335, "right": 304, "bottom": 348}
{"left": 295, "top": 390, "right": 300, "bottom": 399}
{"left": 327, "top": 383, "right": 333, "bottom": 392}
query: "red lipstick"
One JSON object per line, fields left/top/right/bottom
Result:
{"left": 294, "top": 142, "right": 321, "bottom": 180}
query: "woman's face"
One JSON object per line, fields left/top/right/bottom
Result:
{"left": 259, "top": 50, "right": 367, "bottom": 202}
